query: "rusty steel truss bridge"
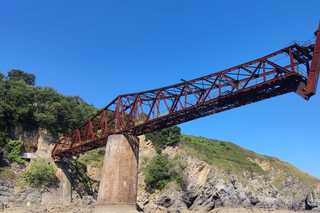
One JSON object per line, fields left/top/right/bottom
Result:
{"left": 52, "top": 24, "right": 320, "bottom": 160}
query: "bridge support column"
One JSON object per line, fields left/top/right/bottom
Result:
{"left": 56, "top": 162, "right": 72, "bottom": 205}
{"left": 42, "top": 161, "right": 72, "bottom": 206}
{"left": 94, "top": 134, "right": 139, "bottom": 213}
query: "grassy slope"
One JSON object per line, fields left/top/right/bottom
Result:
{"left": 180, "top": 134, "right": 320, "bottom": 188}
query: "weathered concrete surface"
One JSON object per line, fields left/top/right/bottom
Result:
{"left": 42, "top": 161, "right": 72, "bottom": 206}
{"left": 94, "top": 134, "right": 139, "bottom": 212}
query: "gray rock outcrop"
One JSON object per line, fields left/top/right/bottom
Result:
{"left": 11, "top": 123, "right": 57, "bottom": 159}
{"left": 0, "top": 179, "right": 14, "bottom": 203}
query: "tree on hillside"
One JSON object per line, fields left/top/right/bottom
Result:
{"left": 0, "top": 71, "right": 98, "bottom": 150}
{"left": 7, "top": 69, "right": 36, "bottom": 86}
{"left": 144, "top": 154, "right": 185, "bottom": 191}
{"left": 0, "top": 72, "right": 4, "bottom": 81}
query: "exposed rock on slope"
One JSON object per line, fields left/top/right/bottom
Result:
{"left": 0, "top": 179, "right": 14, "bottom": 204}
{"left": 137, "top": 135, "right": 320, "bottom": 212}
{"left": 11, "top": 124, "right": 57, "bottom": 159}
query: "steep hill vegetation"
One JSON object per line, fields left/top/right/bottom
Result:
{"left": 0, "top": 69, "right": 98, "bottom": 158}
{"left": 181, "top": 134, "right": 264, "bottom": 173}
{"left": 180, "top": 134, "right": 320, "bottom": 188}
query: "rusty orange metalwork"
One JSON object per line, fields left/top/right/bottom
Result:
{"left": 52, "top": 23, "right": 320, "bottom": 160}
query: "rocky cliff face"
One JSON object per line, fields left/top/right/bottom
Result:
{"left": 11, "top": 123, "right": 57, "bottom": 159}
{"left": 137, "top": 136, "right": 320, "bottom": 212}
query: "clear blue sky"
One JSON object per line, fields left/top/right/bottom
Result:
{"left": 1, "top": 1, "right": 319, "bottom": 178}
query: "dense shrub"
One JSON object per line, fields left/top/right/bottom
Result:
{"left": 144, "top": 154, "right": 185, "bottom": 191}
{"left": 145, "top": 126, "right": 181, "bottom": 154}
{"left": 6, "top": 140, "right": 24, "bottom": 164}
{"left": 24, "top": 159, "right": 57, "bottom": 188}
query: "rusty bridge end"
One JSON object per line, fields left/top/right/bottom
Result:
{"left": 305, "top": 21, "right": 320, "bottom": 98}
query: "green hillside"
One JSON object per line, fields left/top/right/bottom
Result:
{"left": 180, "top": 134, "right": 320, "bottom": 188}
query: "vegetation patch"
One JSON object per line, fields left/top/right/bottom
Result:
{"left": 6, "top": 140, "right": 24, "bottom": 164}
{"left": 268, "top": 156, "right": 320, "bottom": 189}
{"left": 78, "top": 147, "right": 105, "bottom": 169}
{"left": 181, "top": 134, "right": 320, "bottom": 188}
{"left": 249, "top": 188, "right": 255, "bottom": 194}
{"left": 0, "top": 166, "right": 15, "bottom": 180}
{"left": 142, "top": 156, "right": 149, "bottom": 166}
{"left": 292, "top": 191, "right": 297, "bottom": 198}
{"left": 0, "top": 69, "right": 98, "bottom": 152}
{"left": 180, "top": 134, "right": 264, "bottom": 174}
{"left": 144, "top": 154, "right": 185, "bottom": 191}
{"left": 145, "top": 126, "right": 181, "bottom": 154}
{"left": 24, "top": 159, "right": 57, "bottom": 189}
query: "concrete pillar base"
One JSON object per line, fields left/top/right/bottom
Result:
{"left": 94, "top": 204, "right": 138, "bottom": 213}
{"left": 94, "top": 134, "right": 139, "bottom": 212}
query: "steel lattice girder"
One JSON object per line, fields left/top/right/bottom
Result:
{"left": 52, "top": 24, "right": 320, "bottom": 160}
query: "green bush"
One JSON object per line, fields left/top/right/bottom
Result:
{"left": 24, "top": 159, "right": 57, "bottom": 188}
{"left": 145, "top": 126, "right": 181, "bottom": 154}
{"left": 6, "top": 140, "right": 24, "bottom": 164}
{"left": 144, "top": 154, "right": 185, "bottom": 191}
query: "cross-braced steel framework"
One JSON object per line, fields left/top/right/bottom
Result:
{"left": 52, "top": 24, "right": 320, "bottom": 160}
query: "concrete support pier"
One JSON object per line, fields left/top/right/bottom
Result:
{"left": 94, "top": 134, "right": 139, "bottom": 213}
{"left": 42, "top": 161, "right": 72, "bottom": 206}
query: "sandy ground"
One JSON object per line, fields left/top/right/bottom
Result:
{"left": 1, "top": 206, "right": 318, "bottom": 213}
